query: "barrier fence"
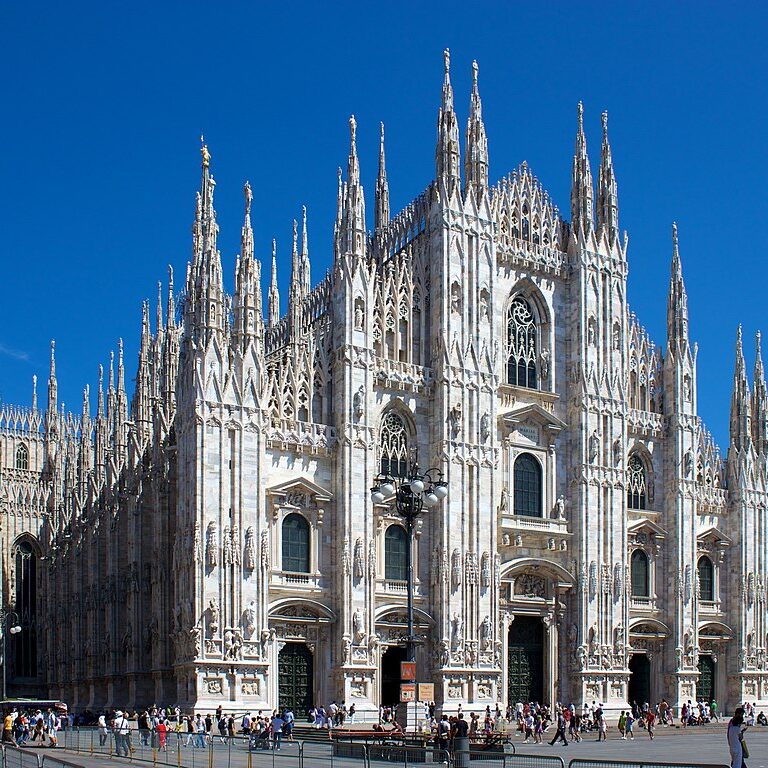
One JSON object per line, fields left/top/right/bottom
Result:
{"left": 0, "top": 738, "right": 731, "bottom": 768}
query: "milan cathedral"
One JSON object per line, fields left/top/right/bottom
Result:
{"left": 1, "top": 51, "right": 766, "bottom": 716}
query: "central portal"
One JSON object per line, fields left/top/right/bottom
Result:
{"left": 380, "top": 645, "right": 407, "bottom": 707}
{"left": 278, "top": 642, "right": 314, "bottom": 717}
{"left": 507, "top": 616, "right": 544, "bottom": 705}
{"left": 628, "top": 654, "right": 651, "bottom": 708}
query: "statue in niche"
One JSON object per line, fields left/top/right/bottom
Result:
{"left": 480, "top": 411, "right": 490, "bottom": 443}
{"left": 207, "top": 598, "right": 220, "bottom": 637}
{"left": 479, "top": 289, "right": 489, "bottom": 320}
{"left": 451, "top": 613, "right": 464, "bottom": 648}
{"left": 613, "top": 323, "right": 621, "bottom": 351}
{"left": 684, "top": 449, "right": 693, "bottom": 477}
{"left": 353, "top": 386, "right": 365, "bottom": 421}
{"left": 553, "top": 495, "right": 566, "bottom": 520}
{"left": 352, "top": 609, "right": 365, "bottom": 643}
{"left": 614, "top": 624, "right": 625, "bottom": 654}
{"left": 449, "top": 403, "right": 462, "bottom": 438}
{"left": 480, "top": 615, "right": 492, "bottom": 650}
{"left": 500, "top": 486, "right": 509, "bottom": 513}
{"left": 613, "top": 438, "right": 622, "bottom": 466}
{"left": 243, "top": 601, "right": 257, "bottom": 637}
{"left": 354, "top": 299, "right": 365, "bottom": 330}
{"left": 589, "top": 431, "right": 600, "bottom": 463}
{"left": 450, "top": 282, "right": 461, "bottom": 314}
{"left": 587, "top": 318, "right": 596, "bottom": 346}
{"left": 539, "top": 349, "right": 550, "bottom": 383}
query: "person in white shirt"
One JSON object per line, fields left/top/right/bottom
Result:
{"left": 98, "top": 714, "right": 108, "bottom": 747}
{"left": 113, "top": 711, "right": 131, "bottom": 757}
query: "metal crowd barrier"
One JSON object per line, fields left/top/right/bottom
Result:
{"left": 568, "top": 762, "right": 729, "bottom": 768}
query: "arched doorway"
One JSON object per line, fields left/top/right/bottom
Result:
{"left": 698, "top": 655, "right": 716, "bottom": 703}
{"left": 507, "top": 617, "right": 544, "bottom": 705}
{"left": 628, "top": 654, "right": 651, "bottom": 708}
{"left": 278, "top": 643, "right": 313, "bottom": 717}
{"left": 380, "top": 645, "right": 406, "bottom": 707}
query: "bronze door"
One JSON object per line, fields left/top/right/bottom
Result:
{"left": 507, "top": 616, "right": 544, "bottom": 705}
{"left": 278, "top": 642, "right": 314, "bottom": 718}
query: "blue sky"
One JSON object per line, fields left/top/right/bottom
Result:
{"left": 1, "top": 1, "right": 766, "bottom": 450}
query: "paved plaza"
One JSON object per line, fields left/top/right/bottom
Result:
{"left": 12, "top": 725, "right": 766, "bottom": 768}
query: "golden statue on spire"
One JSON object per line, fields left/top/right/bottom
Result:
{"left": 200, "top": 135, "right": 210, "bottom": 168}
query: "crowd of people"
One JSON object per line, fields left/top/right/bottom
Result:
{"left": 1, "top": 697, "right": 766, "bottom": 760}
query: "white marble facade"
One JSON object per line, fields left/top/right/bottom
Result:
{"left": 1, "top": 51, "right": 767, "bottom": 715}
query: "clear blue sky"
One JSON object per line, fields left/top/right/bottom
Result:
{"left": 1, "top": 1, "right": 766, "bottom": 451}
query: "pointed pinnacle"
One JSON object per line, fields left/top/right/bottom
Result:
{"left": 444, "top": 48, "right": 450, "bottom": 76}
{"left": 244, "top": 180, "right": 252, "bottom": 218}
{"left": 602, "top": 110, "right": 609, "bottom": 138}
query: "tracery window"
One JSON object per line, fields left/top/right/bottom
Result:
{"left": 384, "top": 525, "right": 408, "bottom": 582}
{"left": 631, "top": 549, "right": 650, "bottom": 598}
{"left": 506, "top": 297, "right": 538, "bottom": 389}
{"left": 627, "top": 455, "right": 647, "bottom": 510}
{"left": 698, "top": 555, "right": 714, "bottom": 602}
{"left": 13, "top": 541, "right": 37, "bottom": 678}
{"left": 282, "top": 513, "right": 310, "bottom": 573}
{"left": 380, "top": 412, "right": 409, "bottom": 478}
{"left": 15, "top": 444, "right": 29, "bottom": 471}
{"left": 513, "top": 453, "right": 542, "bottom": 517}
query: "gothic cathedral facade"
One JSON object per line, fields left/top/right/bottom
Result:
{"left": 1, "top": 52, "right": 767, "bottom": 714}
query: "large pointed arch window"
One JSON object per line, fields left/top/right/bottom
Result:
{"left": 698, "top": 555, "right": 714, "bottom": 602}
{"left": 627, "top": 455, "right": 647, "bottom": 510}
{"left": 631, "top": 549, "right": 650, "bottom": 598}
{"left": 514, "top": 453, "right": 542, "bottom": 517}
{"left": 379, "top": 412, "right": 409, "bottom": 478}
{"left": 506, "top": 297, "right": 538, "bottom": 389}
{"left": 13, "top": 541, "right": 38, "bottom": 678}
{"left": 282, "top": 513, "right": 310, "bottom": 574}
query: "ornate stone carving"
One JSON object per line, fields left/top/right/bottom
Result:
{"left": 244, "top": 526, "right": 257, "bottom": 571}
{"left": 613, "top": 562, "right": 623, "bottom": 600}
{"left": 260, "top": 530, "right": 270, "bottom": 570}
{"left": 206, "top": 521, "right": 218, "bottom": 567}
{"left": 480, "top": 551, "right": 491, "bottom": 588}
{"left": 588, "top": 562, "right": 597, "bottom": 599}
{"left": 514, "top": 573, "right": 545, "bottom": 598}
{"left": 480, "top": 615, "right": 492, "bottom": 650}
{"left": 207, "top": 598, "right": 220, "bottom": 637}
{"left": 353, "top": 386, "right": 365, "bottom": 421}
{"left": 451, "top": 548, "right": 462, "bottom": 589}
{"left": 480, "top": 411, "right": 490, "bottom": 443}
{"left": 465, "top": 551, "right": 478, "bottom": 584}
{"left": 449, "top": 403, "right": 462, "bottom": 438}
{"left": 352, "top": 609, "right": 365, "bottom": 643}
{"left": 353, "top": 538, "right": 365, "bottom": 580}
{"left": 193, "top": 522, "right": 202, "bottom": 564}
{"left": 451, "top": 613, "right": 464, "bottom": 648}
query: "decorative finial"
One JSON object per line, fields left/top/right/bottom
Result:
{"left": 50, "top": 339, "right": 56, "bottom": 375}
{"left": 380, "top": 121, "right": 385, "bottom": 143}
{"left": 577, "top": 101, "right": 584, "bottom": 128}
{"left": 472, "top": 59, "right": 478, "bottom": 87}
{"left": 292, "top": 219, "right": 298, "bottom": 252}
{"left": 32, "top": 375, "right": 37, "bottom": 411}
{"left": 444, "top": 48, "right": 450, "bottom": 74}
{"left": 601, "top": 110, "right": 608, "bottom": 135}
{"left": 349, "top": 115, "right": 356, "bottom": 144}
{"left": 244, "top": 180, "right": 252, "bottom": 216}
{"left": 200, "top": 135, "right": 210, "bottom": 168}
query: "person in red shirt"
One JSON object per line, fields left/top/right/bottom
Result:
{"left": 157, "top": 720, "right": 168, "bottom": 750}
{"left": 646, "top": 711, "right": 655, "bottom": 740}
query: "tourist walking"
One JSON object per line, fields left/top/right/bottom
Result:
{"left": 727, "top": 707, "right": 748, "bottom": 768}
{"left": 98, "top": 714, "right": 109, "bottom": 747}
{"left": 113, "top": 711, "right": 131, "bottom": 757}
{"left": 596, "top": 708, "right": 607, "bottom": 742}
{"left": 548, "top": 711, "right": 568, "bottom": 746}
{"left": 646, "top": 710, "right": 655, "bottom": 740}
{"left": 618, "top": 711, "right": 627, "bottom": 739}
{"left": 625, "top": 711, "right": 635, "bottom": 740}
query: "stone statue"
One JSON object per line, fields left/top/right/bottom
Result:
{"left": 223, "top": 525, "right": 233, "bottom": 565}
{"left": 352, "top": 609, "right": 365, "bottom": 643}
{"left": 244, "top": 601, "right": 257, "bottom": 637}
{"left": 231, "top": 525, "right": 241, "bottom": 565}
{"left": 614, "top": 624, "right": 624, "bottom": 654}
{"left": 589, "top": 431, "right": 600, "bottom": 463}
{"left": 480, "top": 615, "right": 492, "bottom": 650}
{"left": 613, "top": 438, "right": 622, "bottom": 466}
{"left": 480, "top": 411, "right": 490, "bottom": 443}
{"left": 353, "top": 385, "right": 365, "bottom": 421}
{"left": 451, "top": 613, "right": 464, "bottom": 648}
{"left": 539, "top": 349, "right": 550, "bottom": 383}
{"left": 449, "top": 403, "right": 462, "bottom": 438}
{"left": 500, "top": 486, "right": 509, "bottom": 513}
{"left": 208, "top": 598, "right": 220, "bottom": 637}
{"left": 260, "top": 530, "right": 270, "bottom": 570}
{"left": 354, "top": 300, "right": 364, "bottom": 330}
{"left": 553, "top": 495, "right": 566, "bottom": 520}
{"left": 480, "top": 552, "right": 491, "bottom": 588}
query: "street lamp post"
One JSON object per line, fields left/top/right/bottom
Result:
{"left": 1, "top": 610, "right": 22, "bottom": 702}
{"left": 370, "top": 464, "right": 449, "bottom": 664}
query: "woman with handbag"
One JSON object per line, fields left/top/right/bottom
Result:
{"left": 727, "top": 707, "right": 748, "bottom": 768}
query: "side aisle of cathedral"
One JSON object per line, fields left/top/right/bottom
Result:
{"left": 2, "top": 51, "right": 767, "bottom": 715}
